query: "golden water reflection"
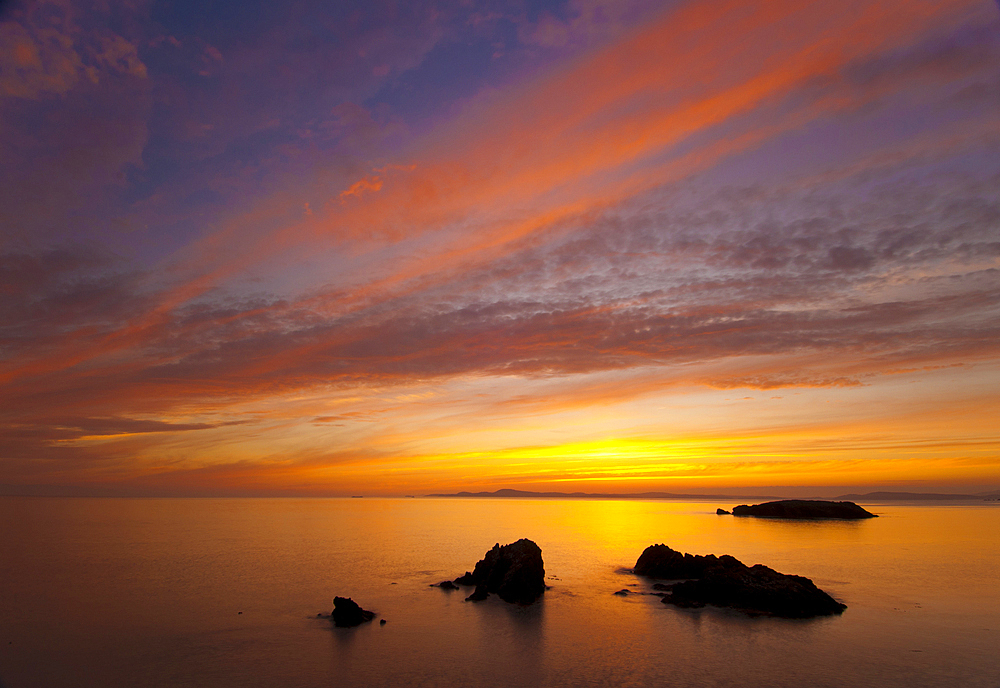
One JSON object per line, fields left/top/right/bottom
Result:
{"left": 0, "top": 497, "right": 997, "bottom": 688}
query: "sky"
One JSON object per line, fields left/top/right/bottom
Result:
{"left": 1, "top": 0, "right": 998, "bottom": 497}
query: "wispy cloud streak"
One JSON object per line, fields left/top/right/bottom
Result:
{"left": 1, "top": 0, "right": 998, "bottom": 493}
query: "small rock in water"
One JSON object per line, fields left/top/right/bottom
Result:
{"left": 716, "top": 508, "right": 730, "bottom": 515}
{"left": 332, "top": 596, "right": 376, "bottom": 627}
{"left": 614, "top": 589, "right": 630, "bottom": 596}
{"left": 433, "top": 580, "right": 459, "bottom": 590}
{"left": 379, "top": 619, "right": 387, "bottom": 625}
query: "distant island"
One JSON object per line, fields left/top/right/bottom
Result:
{"left": 730, "top": 500, "right": 877, "bottom": 519}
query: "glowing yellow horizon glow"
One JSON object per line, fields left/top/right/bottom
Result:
{"left": 36, "top": 360, "right": 997, "bottom": 496}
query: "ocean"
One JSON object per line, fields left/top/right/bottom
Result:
{"left": 1, "top": 496, "right": 997, "bottom": 687}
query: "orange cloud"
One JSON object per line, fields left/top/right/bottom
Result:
{"left": 2, "top": 0, "right": 997, "bottom": 495}
{"left": 339, "top": 176, "right": 384, "bottom": 201}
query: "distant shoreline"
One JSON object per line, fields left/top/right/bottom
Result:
{"left": 424, "top": 488, "right": 1000, "bottom": 502}
{"left": 424, "top": 488, "right": 781, "bottom": 500}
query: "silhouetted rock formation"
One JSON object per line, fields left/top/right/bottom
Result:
{"left": 432, "top": 580, "right": 459, "bottom": 590}
{"left": 633, "top": 544, "right": 846, "bottom": 618}
{"left": 716, "top": 508, "right": 730, "bottom": 515}
{"left": 731, "top": 500, "right": 876, "bottom": 519}
{"left": 332, "top": 596, "right": 375, "bottom": 627}
{"left": 466, "top": 584, "right": 490, "bottom": 601}
{"left": 452, "top": 538, "right": 545, "bottom": 604}
{"left": 635, "top": 544, "right": 742, "bottom": 579}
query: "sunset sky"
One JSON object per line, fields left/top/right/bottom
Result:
{"left": 1, "top": 0, "right": 998, "bottom": 496}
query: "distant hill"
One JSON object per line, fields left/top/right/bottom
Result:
{"left": 424, "top": 488, "right": 1000, "bottom": 502}
{"left": 425, "top": 488, "right": 780, "bottom": 500}
{"left": 836, "top": 491, "right": 997, "bottom": 501}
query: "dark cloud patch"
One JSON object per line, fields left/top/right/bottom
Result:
{"left": 843, "top": 18, "right": 1000, "bottom": 91}
{"left": 826, "top": 245, "right": 874, "bottom": 272}
{"left": 0, "top": 246, "right": 150, "bottom": 358}
{"left": 5, "top": 417, "right": 220, "bottom": 442}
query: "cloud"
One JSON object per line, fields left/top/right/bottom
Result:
{"left": 1, "top": 0, "right": 998, "bottom": 492}
{"left": 340, "top": 176, "right": 384, "bottom": 201}
{"left": 516, "top": 0, "right": 665, "bottom": 49}
{"left": 0, "top": 1, "right": 151, "bottom": 247}
{"left": 0, "top": 0, "right": 146, "bottom": 100}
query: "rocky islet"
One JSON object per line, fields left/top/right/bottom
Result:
{"left": 451, "top": 538, "right": 546, "bottom": 604}
{"left": 633, "top": 544, "right": 846, "bottom": 618}
{"left": 331, "top": 596, "right": 376, "bottom": 627}
{"left": 727, "top": 499, "right": 876, "bottom": 519}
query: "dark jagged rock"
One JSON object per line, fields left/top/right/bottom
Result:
{"left": 465, "top": 584, "right": 490, "bottom": 602}
{"left": 634, "top": 543, "right": 741, "bottom": 579}
{"left": 453, "top": 538, "right": 545, "bottom": 604}
{"left": 731, "top": 500, "right": 876, "bottom": 520}
{"left": 614, "top": 589, "right": 630, "bottom": 596}
{"left": 432, "top": 580, "right": 459, "bottom": 590}
{"left": 633, "top": 544, "right": 846, "bottom": 618}
{"left": 716, "top": 508, "right": 730, "bottom": 515}
{"left": 664, "top": 564, "right": 847, "bottom": 618}
{"left": 332, "top": 596, "right": 375, "bottom": 627}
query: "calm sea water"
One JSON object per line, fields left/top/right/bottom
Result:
{"left": 1, "top": 497, "right": 997, "bottom": 687}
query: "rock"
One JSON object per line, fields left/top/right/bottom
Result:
{"left": 465, "top": 584, "right": 490, "bottom": 602}
{"left": 731, "top": 500, "right": 876, "bottom": 520}
{"left": 332, "top": 596, "right": 376, "bottom": 627}
{"left": 454, "top": 538, "right": 546, "bottom": 604}
{"left": 633, "top": 544, "right": 846, "bottom": 618}
{"left": 665, "top": 564, "right": 847, "bottom": 618}
{"left": 614, "top": 589, "right": 630, "bottom": 596}
{"left": 379, "top": 619, "right": 387, "bottom": 625}
{"left": 717, "top": 508, "right": 730, "bottom": 515}
{"left": 433, "top": 580, "right": 459, "bottom": 590}
{"left": 634, "top": 543, "right": 741, "bottom": 579}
